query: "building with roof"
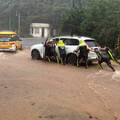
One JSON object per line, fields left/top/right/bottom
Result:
{"left": 30, "top": 23, "right": 50, "bottom": 38}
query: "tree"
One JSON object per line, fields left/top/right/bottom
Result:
{"left": 60, "top": 7, "right": 83, "bottom": 36}
{"left": 61, "top": 0, "right": 120, "bottom": 48}
{"left": 83, "top": 0, "right": 120, "bottom": 48}
{"left": 0, "top": 0, "right": 72, "bottom": 37}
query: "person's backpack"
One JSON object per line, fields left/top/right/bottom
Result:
{"left": 79, "top": 46, "right": 89, "bottom": 56}
{"left": 58, "top": 46, "right": 66, "bottom": 55}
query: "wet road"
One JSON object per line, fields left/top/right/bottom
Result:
{"left": 0, "top": 49, "right": 120, "bottom": 120}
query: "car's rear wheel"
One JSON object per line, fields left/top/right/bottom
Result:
{"left": 66, "top": 54, "right": 77, "bottom": 66}
{"left": 31, "top": 49, "right": 41, "bottom": 60}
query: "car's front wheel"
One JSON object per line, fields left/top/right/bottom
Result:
{"left": 14, "top": 46, "right": 17, "bottom": 53}
{"left": 31, "top": 49, "right": 41, "bottom": 60}
{"left": 66, "top": 54, "right": 77, "bottom": 66}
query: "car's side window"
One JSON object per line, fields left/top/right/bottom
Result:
{"left": 10, "top": 36, "right": 19, "bottom": 41}
{"left": 70, "top": 39, "right": 79, "bottom": 45}
{"left": 10, "top": 37, "right": 15, "bottom": 41}
{"left": 60, "top": 38, "right": 70, "bottom": 45}
{"left": 53, "top": 38, "right": 59, "bottom": 44}
{"left": 60, "top": 38, "right": 79, "bottom": 45}
{"left": 14, "top": 36, "right": 19, "bottom": 41}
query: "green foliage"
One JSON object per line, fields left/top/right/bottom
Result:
{"left": 1, "top": 0, "right": 120, "bottom": 49}
{"left": 61, "top": 0, "right": 120, "bottom": 48}
{"left": 0, "top": 0, "right": 71, "bottom": 37}
{"left": 82, "top": 0, "right": 120, "bottom": 48}
{"left": 61, "top": 7, "right": 83, "bottom": 35}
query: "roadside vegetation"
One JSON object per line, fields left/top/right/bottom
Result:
{"left": 0, "top": 0, "right": 120, "bottom": 50}
{"left": 61, "top": 0, "right": 120, "bottom": 49}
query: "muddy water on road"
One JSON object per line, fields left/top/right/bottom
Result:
{"left": 0, "top": 49, "right": 120, "bottom": 120}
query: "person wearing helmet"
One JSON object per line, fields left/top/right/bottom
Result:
{"left": 57, "top": 40, "right": 66, "bottom": 65}
{"left": 49, "top": 39, "right": 55, "bottom": 58}
{"left": 74, "top": 40, "right": 90, "bottom": 69}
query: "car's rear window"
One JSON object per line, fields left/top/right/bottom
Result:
{"left": 0, "top": 37, "right": 10, "bottom": 42}
{"left": 85, "top": 40, "right": 99, "bottom": 47}
{"left": 61, "top": 38, "right": 79, "bottom": 45}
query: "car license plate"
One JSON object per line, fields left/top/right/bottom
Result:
{"left": 2, "top": 42, "right": 7, "bottom": 46}
{"left": 2, "top": 44, "right": 7, "bottom": 46}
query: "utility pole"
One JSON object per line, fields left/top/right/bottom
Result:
{"left": 17, "top": 0, "right": 20, "bottom": 35}
{"left": 50, "top": 0, "right": 54, "bottom": 6}
{"left": 18, "top": 11, "right": 21, "bottom": 35}
{"left": 72, "top": 0, "right": 75, "bottom": 8}
{"left": 9, "top": 5, "right": 12, "bottom": 30}
{"left": 70, "top": 0, "right": 76, "bottom": 36}
{"left": 78, "top": 0, "right": 82, "bottom": 9}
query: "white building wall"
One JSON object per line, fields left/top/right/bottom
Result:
{"left": 44, "top": 28, "right": 49, "bottom": 38}
{"left": 33, "top": 28, "right": 36, "bottom": 35}
{"left": 39, "top": 28, "right": 42, "bottom": 37}
{"left": 30, "top": 23, "right": 50, "bottom": 38}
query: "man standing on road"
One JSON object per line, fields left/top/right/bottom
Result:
{"left": 74, "top": 40, "right": 90, "bottom": 69}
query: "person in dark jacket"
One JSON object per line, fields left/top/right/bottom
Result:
{"left": 45, "top": 39, "right": 59, "bottom": 63}
{"left": 45, "top": 43, "right": 51, "bottom": 62}
{"left": 94, "top": 47, "right": 115, "bottom": 72}
{"left": 74, "top": 40, "right": 90, "bottom": 68}
{"left": 57, "top": 40, "right": 66, "bottom": 65}
{"left": 106, "top": 47, "right": 120, "bottom": 65}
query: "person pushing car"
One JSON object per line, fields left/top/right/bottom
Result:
{"left": 57, "top": 40, "right": 66, "bottom": 65}
{"left": 94, "top": 47, "right": 115, "bottom": 72}
{"left": 74, "top": 40, "right": 91, "bottom": 69}
{"left": 45, "top": 39, "right": 59, "bottom": 63}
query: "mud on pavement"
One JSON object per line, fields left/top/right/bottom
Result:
{"left": 0, "top": 49, "right": 120, "bottom": 120}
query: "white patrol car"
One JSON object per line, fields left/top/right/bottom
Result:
{"left": 31, "top": 36, "right": 99, "bottom": 65}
